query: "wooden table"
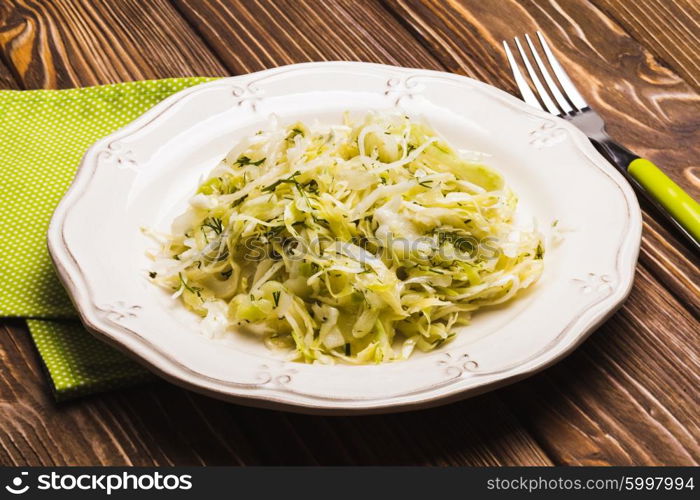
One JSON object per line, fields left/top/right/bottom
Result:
{"left": 0, "top": 0, "right": 698, "bottom": 466}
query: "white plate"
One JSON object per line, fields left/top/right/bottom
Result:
{"left": 48, "top": 62, "right": 641, "bottom": 414}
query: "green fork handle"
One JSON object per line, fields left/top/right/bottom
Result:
{"left": 591, "top": 139, "right": 700, "bottom": 254}
{"left": 627, "top": 158, "right": 700, "bottom": 242}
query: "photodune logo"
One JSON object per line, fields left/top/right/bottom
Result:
{"left": 5, "top": 471, "right": 29, "bottom": 495}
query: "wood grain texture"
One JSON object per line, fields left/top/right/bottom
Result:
{"left": 0, "top": 57, "right": 19, "bottom": 89}
{"left": 0, "top": 0, "right": 228, "bottom": 88}
{"left": 173, "top": 0, "right": 443, "bottom": 73}
{"left": 0, "top": 0, "right": 697, "bottom": 466}
{"left": 638, "top": 210, "right": 699, "bottom": 319}
{"left": 0, "top": 321, "right": 245, "bottom": 466}
{"left": 505, "top": 266, "right": 699, "bottom": 465}
{"left": 592, "top": 0, "right": 700, "bottom": 93}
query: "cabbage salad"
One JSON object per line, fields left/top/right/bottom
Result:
{"left": 148, "top": 113, "right": 544, "bottom": 364}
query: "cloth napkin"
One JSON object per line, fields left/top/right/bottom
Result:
{"left": 0, "top": 78, "right": 217, "bottom": 400}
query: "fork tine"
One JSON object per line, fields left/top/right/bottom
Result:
{"left": 513, "top": 36, "right": 560, "bottom": 115}
{"left": 524, "top": 34, "right": 573, "bottom": 114}
{"left": 502, "top": 40, "right": 542, "bottom": 111}
{"left": 536, "top": 31, "right": 589, "bottom": 111}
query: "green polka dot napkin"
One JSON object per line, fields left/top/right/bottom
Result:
{"left": 0, "top": 78, "right": 217, "bottom": 401}
{"left": 27, "top": 319, "right": 153, "bottom": 399}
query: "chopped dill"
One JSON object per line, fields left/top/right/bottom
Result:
{"left": 236, "top": 155, "right": 265, "bottom": 166}
{"left": 436, "top": 231, "right": 475, "bottom": 254}
{"left": 231, "top": 194, "right": 248, "bottom": 207}
{"left": 302, "top": 179, "right": 319, "bottom": 194}
{"left": 535, "top": 242, "right": 544, "bottom": 260}
{"left": 178, "top": 272, "right": 202, "bottom": 298}
{"left": 202, "top": 217, "right": 224, "bottom": 235}
{"left": 287, "top": 127, "right": 304, "bottom": 141}
{"left": 262, "top": 171, "right": 301, "bottom": 192}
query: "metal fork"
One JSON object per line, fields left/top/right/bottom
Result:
{"left": 503, "top": 32, "right": 700, "bottom": 254}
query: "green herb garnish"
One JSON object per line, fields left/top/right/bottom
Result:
{"left": 272, "top": 291, "right": 281, "bottom": 308}
{"left": 535, "top": 242, "right": 544, "bottom": 260}
{"left": 178, "top": 272, "right": 202, "bottom": 298}
{"left": 236, "top": 155, "right": 265, "bottom": 166}
{"left": 202, "top": 217, "right": 224, "bottom": 235}
{"left": 262, "top": 171, "right": 302, "bottom": 192}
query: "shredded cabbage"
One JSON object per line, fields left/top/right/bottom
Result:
{"left": 148, "top": 112, "right": 544, "bottom": 364}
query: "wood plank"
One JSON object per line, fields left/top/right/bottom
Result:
{"left": 330, "top": 396, "right": 552, "bottom": 465}
{"left": 382, "top": 0, "right": 520, "bottom": 91}
{"left": 0, "top": 0, "right": 228, "bottom": 88}
{"left": 0, "top": 321, "right": 260, "bottom": 465}
{"left": 505, "top": 266, "right": 699, "bottom": 465}
{"left": 275, "top": 394, "right": 553, "bottom": 465}
{"left": 639, "top": 210, "right": 699, "bottom": 319}
{"left": 173, "top": 0, "right": 443, "bottom": 73}
{"left": 592, "top": 0, "right": 700, "bottom": 93}
{"left": 0, "top": 57, "right": 20, "bottom": 89}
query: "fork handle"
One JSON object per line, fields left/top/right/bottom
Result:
{"left": 592, "top": 140, "right": 700, "bottom": 254}
{"left": 628, "top": 158, "right": 700, "bottom": 242}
